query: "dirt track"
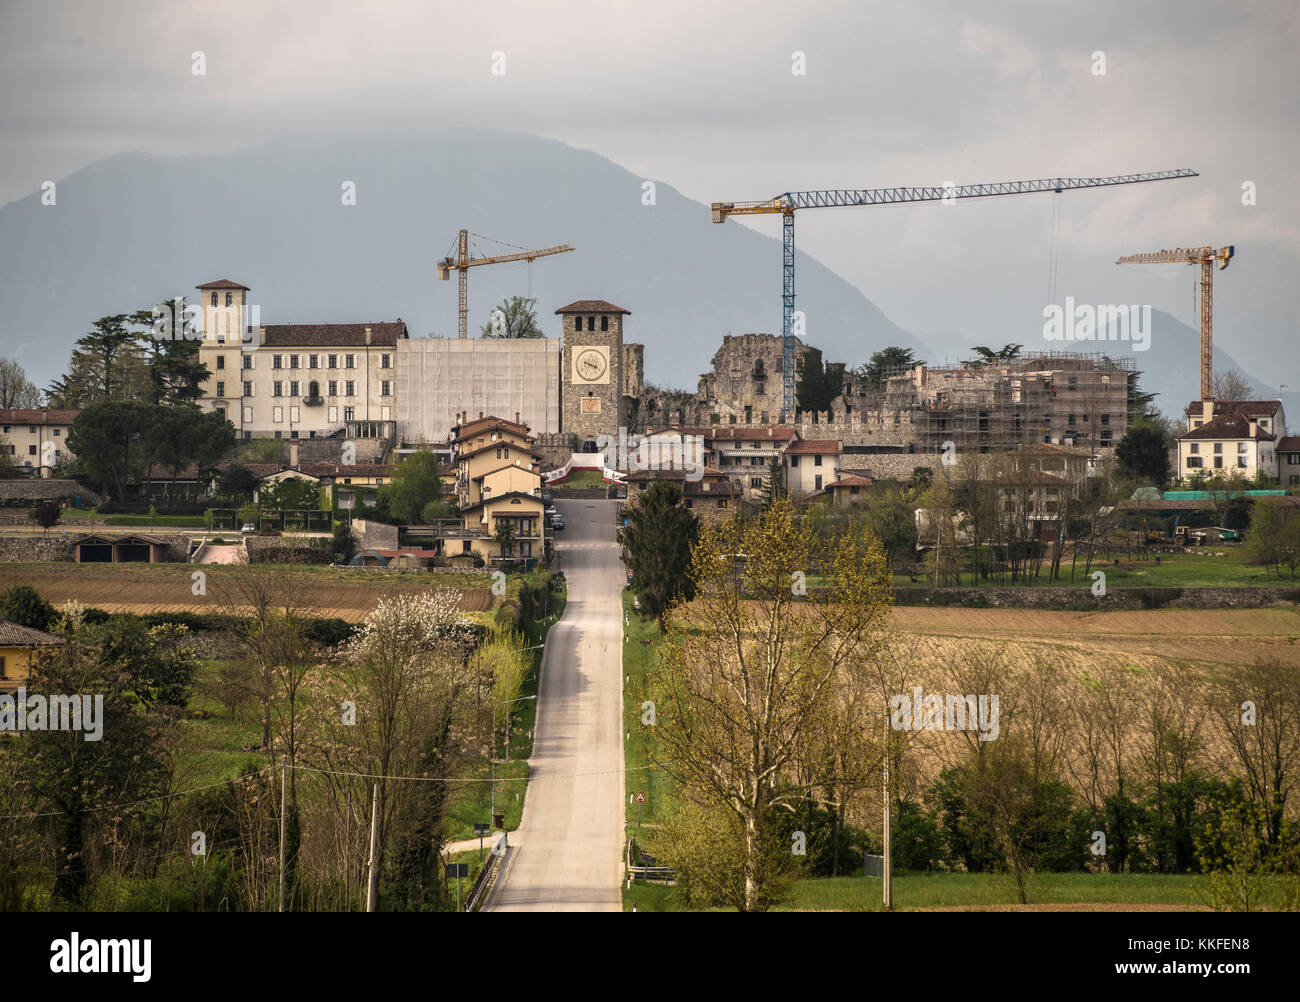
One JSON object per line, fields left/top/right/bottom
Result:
{"left": 0, "top": 563, "right": 494, "bottom": 621}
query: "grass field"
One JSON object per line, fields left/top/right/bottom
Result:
{"left": 0, "top": 561, "right": 496, "bottom": 621}
{"left": 551, "top": 469, "right": 609, "bottom": 491}
{"left": 892, "top": 547, "right": 1292, "bottom": 590}
{"left": 624, "top": 872, "right": 1226, "bottom": 911}
{"left": 623, "top": 590, "right": 674, "bottom": 833}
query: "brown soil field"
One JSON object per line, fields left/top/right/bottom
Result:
{"left": 890, "top": 606, "right": 1300, "bottom": 668}
{"left": 0, "top": 563, "right": 494, "bottom": 621}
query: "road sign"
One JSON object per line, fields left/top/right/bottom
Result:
{"left": 474, "top": 823, "right": 490, "bottom": 836}
{"left": 445, "top": 863, "right": 468, "bottom": 878}
{"left": 634, "top": 792, "right": 646, "bottom": 803}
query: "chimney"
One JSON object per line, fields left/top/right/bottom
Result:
{"left": 479, "top": 411, "right": 484, "bottom": 419}
{"left": 1204, "top": 400, "right": 1215, "bottom": 422}
{"left": 289, "top": 440, "right": 300, "bottom": 468}
{"left": 365, "top": 326, "right": 372, "bottom": 346}
{"left": 515, "top": 411, "right": 520, "bottom": 425}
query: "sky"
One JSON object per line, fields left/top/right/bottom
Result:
{"left": 2, "top": 0, "right": 1296, "bottom": 382}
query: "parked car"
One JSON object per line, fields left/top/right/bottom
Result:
{"left": 240, "top": 523, "right": 257, "bottom": 534}
{"left": 551, "top": 515, "right": 565, "bottom": 530}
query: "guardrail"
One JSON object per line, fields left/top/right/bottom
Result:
{"left": 464, "top": 834, "right": 507, "bottom": 912}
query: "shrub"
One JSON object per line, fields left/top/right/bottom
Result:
{"left": 0, "top": 584, "right": 55, "bottom": 631}
{"left": 302, "top": 617, "right": 357, "bottom": 648}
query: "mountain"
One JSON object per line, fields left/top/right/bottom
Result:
{"left": 0, "top": 128, "right": 929, "bottom": 395}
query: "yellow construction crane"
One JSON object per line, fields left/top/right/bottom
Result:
{"left": 437, "top": 230, "right": 574, "bottom": 339}
{"left": 1115, "top": 245, "right": 1234, "bottom": 400}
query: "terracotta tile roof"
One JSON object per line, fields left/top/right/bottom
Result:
{"left": 830, "top": 475, "right": 874, "bottom": 488}
{"left": 626, "top": 465, "right": 726, "bottom": 481}
{"left": 1012, "top": 442, "right": 1091, "bottom": 456}
{"left": 554, "top": 300, "right": 631, "bottom": 315}
{"left": 452, "top": 415, "right": 533, "bottom": 443}
{"left": 0, "top": 620, "right": 64, "bottom": 647}
{"left": 460, "top": 491, "right": 546, "bottom": 514}
{"left": 299, "top": 463, "right": 391, "bottom": 478}
{"left": 785, "top": 438, "right": 842, "bottom": 455}
{"left": 0, "top": 478, "right": 99, "bottom": 503}
{"left": 1277, "top": 437, "right": 1300, "bottom": 452}
{"left": 260, "top": 322, "right": 408, "bottom": 347}
{"left": 1179, "top": 410, "right": 1275, "bottom": 441}
{"left": 196, "top": 279, "right": 251, "bottom": 290}
{"left": 471, "top": 463, "right": 543, "bottom": 481}
{"left": 1188, "top": 399, "right": 1280, "bottom": 417}
{"left": 0, "top": 408, "right": 79, "bottom": 425}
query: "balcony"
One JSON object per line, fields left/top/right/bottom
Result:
{"left": 303, "top": 396, "right": 324, "bottom": 407}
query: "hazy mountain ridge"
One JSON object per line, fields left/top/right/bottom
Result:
{"left": 0, "top": 128, "right": 1287, "bottom": 420}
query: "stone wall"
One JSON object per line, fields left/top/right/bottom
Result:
{"left": 0, "top": 532, "right": 192, "bottom": 562}
{"left": 534, "top": 432, "right": 577, "bottom": 472}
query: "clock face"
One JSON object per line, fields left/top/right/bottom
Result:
{"left": 575, "top": 347, "right": 608, "bottom": 382}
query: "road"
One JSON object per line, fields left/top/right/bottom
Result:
{"left": 483, "top": 498, "right": 625, "bottom": 911}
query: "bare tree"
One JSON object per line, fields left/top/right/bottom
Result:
{"left": 0, "top": 357, "right": 42, "bottom": 409}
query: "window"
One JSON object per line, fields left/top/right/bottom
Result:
{"left": 587, "top": 317, "right": 595, "bottom": 331}
{"left": 329, "top": 354, "right": 338, "bottom": 369}
{"left": 216, "top": 381, "right": 225, "bottom": 397}
{"left": 750, "top": 477, "right": 763, "bottom": 489}
{"left": 381, "top": 380, "right": 391, "bottom": 396}
{"left": 52, "top": 428, "right": 60, "bottom": 437}
{"left": 790, "top": 456, "right": 799, "bottom": 467}
{"left": 225, "top": 291, "right": 233, "bottom": 307}
{"left": 210, "top": 292, "right": 218, "bottom": 306}
{"left": 463, "top": 541, "right": 472, "bottom": 553}
{"left": 216, "top": 355, "right": 225, "bottom": 370}
{"left": 1238, "top": 442, "right": 1249, "bottom": 453}
{"left": 290, "top": 355, "right": 299, "bottom": 369}
{"left": 273, "top": 355, "right": 282, "bottom": 369}
{"left": 814, "top": 455, "right": 822, "bottom": 466}
{"left": 273, "top": 381, "right": 283, "bottom": 397}
{"left": 1187, "top": 457, "right": 1203, "bottom": 468}
{"left": 1213, "top": 443, "right": 1223, "bottom": 454}
{"left": 309, "top": 354, "right": 318, "bottom": 369}
{"left": 328, "top": 380, "right": 338, "bottom": 396}
{"left": 244, "top": 381, "right": 253, "bottom": 396}
{"left": 573, "top": 316, "right": 581, "bottom": 331}
{"left": 600, "top": 316, "right": 608, "bottom": 332}
{"left": 1289, "top": 454, "right": 1300, "bottom": 465}
{"left": 344, "top": 406, "right": 354, "bottom": 422}
{"left": 1101, "top": 413, "right": 1110, "bottom": 425}
{"left": 308, "top": 380, "right": 319, "bottom": 399}
{"left": 290, "top": 381, "right": 299, "bottom": 397}
{"left": 814, "top": 475, "right": 822, "bottom": 490}
{"left": 243, "top": 355, "right": 252, "bottom": 369}
{"left": 381, "top": 354, "right": 391, "bottom": 368}
{"left": 28, "top": 426, "right": 35, "bottom": 433}
{"left": 1189, "top": 443, "right": 1199, "bottom": 453}
{"left": 345, "top": 381, "right": 355, "bottom": 396}
{"left": 215, "top": 408, "right": 225, "bottom": 419}
{"left": 28, "top": 444, "right": 37, "bottom": 455}
{"left": 1214, "top": 456, "right": 1223, "bottom": 468}
{"left": 1, "top": 426, "right": 6, "bottom": 433}
{"left": 0, "top": 655, "right": 6, "bottom": 678}
{"left": 345, "top": 355, "right": 355, "bottom": 369}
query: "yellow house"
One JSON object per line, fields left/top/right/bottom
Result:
{"left": 458, "top": 464, "right": 546, "bottom": 562}
{"left": 0, "top": 621, "right": 64, "bottom": 694}
{"left": 452, "top": 414, "right": 542, "bottom": 510}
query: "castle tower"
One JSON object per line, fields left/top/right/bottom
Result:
{"left": 196, "top": 279, "right": 252, "bottom": 344}
{"left": 557, "top": 299, "right": 629, "bottom": 448}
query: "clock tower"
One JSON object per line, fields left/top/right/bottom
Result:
{"left": 557, "top": 299, "right": 629, "bottom": 448}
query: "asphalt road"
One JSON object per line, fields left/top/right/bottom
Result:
{"left": 483, "top": 498, "right": 625, "bottom": 912}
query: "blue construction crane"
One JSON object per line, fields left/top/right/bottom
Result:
{"left": 711, "top": 168, "right": 1199, "bottom": 420}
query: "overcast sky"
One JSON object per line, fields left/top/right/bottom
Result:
{"left": 2, "top": 0, "right": 1296, "bottom": 378}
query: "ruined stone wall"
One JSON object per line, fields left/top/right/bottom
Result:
{"left": 694, "top": 333, "right": 802, "bottom": 423}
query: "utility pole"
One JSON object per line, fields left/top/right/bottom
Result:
{"left": 344, "top": 789, "right": 351, "bottom": 913}
{"left": 279, "top": 760, "right": 286, "bottom": 913}
{"left": 882, "top": 722, "right": 893, "bottom": 911}
{"left": 365, "top": 783, "right": 379, "bottom": 912}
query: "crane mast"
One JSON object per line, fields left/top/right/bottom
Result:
{"left": 1115, "top": 245, "right": 1234, "bottom": 401}
{"left": 712, "top": 169, "right": 1199, "bottom": 420}
{"left": 438, "top": 229, "right": 574, "bottom": 339}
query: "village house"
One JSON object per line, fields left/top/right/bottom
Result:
{"left": 1176, "top": 400, "right": 1284, "bottom": 482}
{"left": 0, "top": 621, "right": 64, "bottom": 694}
{"left": 450, "top": 414, "right": 546, "bottom": 563}
{"left": 622, "top": 465, "right": 738, "bottom": 526}
{"left": 0, "top": 407, "right": 79, "bottom": 476}
{"left": 783, "top": 439, "right": 842, "bottom": 496}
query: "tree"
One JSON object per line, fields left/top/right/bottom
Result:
{"left": 66, "top": 400, "right": 151, "bottom": 502}
{"left": 649, "top": 497, "right": 892, "bottom": 910}
{"left": 28, "top": 500, "right": 61, "bottom": 537}
{"left": 618, "top": 481, "right": 699, "bottom": 626}
{"left": 796, "top": 346, "right": 843, "bottom": 414}
{"left": 493, "top": 518, "right": 517, "bottom": 558}
{"left": 380, "top": 450, "right": 443, "bottom": 524}
{"left": 968, "top": 344, "right": 1023, "bottom": 368}
{"left": 854, "top": 347, "right": 922, "bottom": 394}
{"left": 332, "top": 520, "right": 358, "bottom": 564}
{"left": 480, "top": 296, "right": 543, "bottom": 338}
{"left": 1115, "top": 423, "right": 1171, "bottom": 487}
{"left": 146, "top": 405, "right": 236, "bottom": 486}
{"left": 218, "top": 464, "right": 259, "bottom": 500}
{"left": 1213, "top": 369, "right": 1252, "bottom": 402}
{"left": 758, "top": 456, "right": 785, "bottom": 510}
{"left": 262, "top": 476, "right": 320, "bottom": 512}
{"left": 0, "top": 358, "right": 42, "bottom": 408}
{"left": 134, "top": 301, "right": 210, "bottom": 405}
{"left": 0, "top": 584, "right": 55, "bottom": 631}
